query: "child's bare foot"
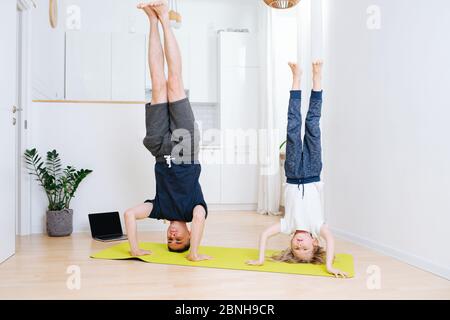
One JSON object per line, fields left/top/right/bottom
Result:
{"left": 139, "top": 1, "right": 169, "bottom": 23}
{"left": 312, "top": 60, "right": 323, "bottom": 91}
{"left": 288, "top": 62, "right": 302, "bottom": 78}
{"left": 288, "top": 62, "right": 302, "bottom": 90}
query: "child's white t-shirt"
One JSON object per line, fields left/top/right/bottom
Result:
{"left": 281, "top": 181, "right": 325, "bottom": 239}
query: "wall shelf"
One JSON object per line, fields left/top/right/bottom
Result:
{"left": 32, "top": 100, "right": 147, "bottom": 104}
{"left": 32, "top": 100, "right": 219, "bottom": 105}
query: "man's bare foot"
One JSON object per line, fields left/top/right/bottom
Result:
{"left": 312, "top": 60, "right": 323, "bottom": 91}
{"left": 130, "top": 249, "right": 152, "bottom": 257}
{"left": 137, "top": 2, "right": 158, "bottom": 22}
{"left": 288, "top": 62, "right": 302, "bottom": 90}
{"left": 139, "top": 1, "right": 169, "bottom": 23}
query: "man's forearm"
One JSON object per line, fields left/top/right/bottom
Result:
{"left": 125, "top": 215, "right": 139, "bottom": 252}
{"left": 189, "top": 216, "right": 205, "bottom": 256}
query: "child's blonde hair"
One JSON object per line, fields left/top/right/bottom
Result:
{"left": 271, "top": 245, "right": 326, "bottom": 264}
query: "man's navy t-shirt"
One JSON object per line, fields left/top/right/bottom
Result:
{"left": 146, "top": 162, "right": 208, "bottom": 222}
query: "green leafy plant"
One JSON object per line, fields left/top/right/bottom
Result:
{"left": 24, "top": 149, "right": 93, "bottom": 211}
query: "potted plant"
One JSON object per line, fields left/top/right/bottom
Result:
{"left": 24, "top": 149, "right": 93, "bottom": 237}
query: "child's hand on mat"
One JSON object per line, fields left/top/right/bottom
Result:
{"left": 187, "top": 253, "right": 212, "bottom": 262}
{"left": 130, "top": 249, "right": 152, "bottom": 256}
{"left": 326, "top": 267, "right": 348, "bottom": 278}
{"left": 246, "top": 260, "right": 264, "bottom": 266}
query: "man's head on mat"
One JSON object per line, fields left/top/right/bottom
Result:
{"left": 272, "top": 231, "right": 325, "bottom": 264}
{"left": 167, "top": 221, "right": 190, "bottom": 252}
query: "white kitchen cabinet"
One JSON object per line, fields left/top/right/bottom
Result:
{"left": 219, "top": 32, "right": 259, "bottom": 205}
{"left": 65, "top": 32, "right": 112, "bottom": 100}
{"left": 112, "top": 33, "right": 146, "bottom": 101}
{"left": 32, "top": 30, "right": 65, "bottom": 100}
{"left": 198, "top": 148, "right": 222, "bottom": 204}
{"left": 219, "top": 32, "right": 259, "bottom": 68}
{"left": 66, "top": 31, "right": 146, "bottom": 101}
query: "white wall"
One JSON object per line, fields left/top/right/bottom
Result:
{"left": 28, "top": 103, "right": 162, "bottom": 233}
{"left": 323, "top": 0, "right": 450, "bottom": 279}
{"left": 28, "top": 0, "right": 259, "bottom": 234}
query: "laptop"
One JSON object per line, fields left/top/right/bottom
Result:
{"left": 88, "top": 212, "right": 128, "bottom": 242}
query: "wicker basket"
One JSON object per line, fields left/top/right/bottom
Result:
{"left": 169, "top": 10, "right": 182, "bottom": 23}
{"left": 264, "top": 0, "right": 300, "bottom": 9}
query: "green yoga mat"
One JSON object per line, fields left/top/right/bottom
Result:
{"left": 91, "top": 242, "right": 354, "bottom": 278}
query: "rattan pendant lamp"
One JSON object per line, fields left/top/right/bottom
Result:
{"left": 264, "top": 0, "right": 300, "bottom": 9}
{"left": 169, "top": 0, "right": 182, "bottom": 29}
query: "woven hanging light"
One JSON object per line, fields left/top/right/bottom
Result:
{"left": 264, "top": 0, "right": 300, "bottom": 9}
{"left": 169, "top": 0, "right": 182, "bottom": 29}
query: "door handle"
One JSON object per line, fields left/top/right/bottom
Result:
{"left": 13, "top": 118, "right": 17, "bottom": 126}
{"left": 12, "top": 106, "right": 23, "bottom": 113}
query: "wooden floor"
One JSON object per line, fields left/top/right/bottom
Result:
{"left": 0, "top": 212, "right": 449, "bottom": 300}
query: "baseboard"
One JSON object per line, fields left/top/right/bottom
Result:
{"left": 30, "top": 209, "right": 259, "bottom": 235}
{"left": 207, "top": 204, "right": 257, "bottom": 211}
{"left": 330, "top": 227, "right": 450, "bottom": 280}
{"left": 32, "top": 222, "right": 167, "bottom": 234}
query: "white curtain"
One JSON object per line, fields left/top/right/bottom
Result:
{"left": 256, "top": 0, "right": 323, "bottom": 216}
{"left": 257, "top": 2, "right": 282, "bottom": 216}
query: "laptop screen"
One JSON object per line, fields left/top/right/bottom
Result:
{"left": 88, "top": 212, "right": 123, "bottom": 238}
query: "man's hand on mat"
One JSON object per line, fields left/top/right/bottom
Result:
{"left": 246, "top": 260, "right": 264, "bottom": 266}
{"left": 130, "top": 249, "right": 152, "bottom": 256}
{"left": 186, "top": 253, "right": 212, "bottom": 262}
{"left": 326, "top": 267, "right": 348, "bottom": 278}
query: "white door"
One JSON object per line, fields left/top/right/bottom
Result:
{"left": 0, "top": 0, "right": 17, "bottom": 264}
